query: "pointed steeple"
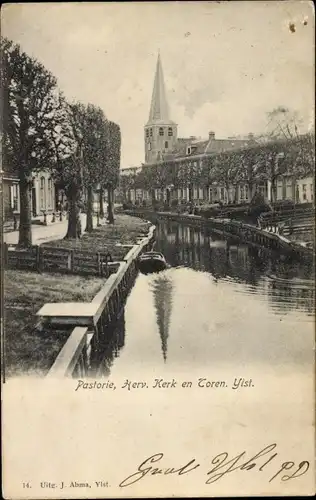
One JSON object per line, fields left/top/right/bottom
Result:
{"left": 147, "top": 53, "right": 173, "bottom": 125}
{"left": 144, "top": 53, "right": 177, "bottom": 163}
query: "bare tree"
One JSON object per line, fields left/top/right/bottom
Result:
{"left": 104, "top": 121, "right": 121, "bottom": 224}
{"left": 50, "top": 98, "right": 83, "bottom": 239}
{"left": 266, "top": 106, "right": 304, "bottom": 141}
{"left": 81, "top": 104, "right": 108, "bottom": 232}
{"left": 2, "top": 37, "right": 63, "bottom": 246}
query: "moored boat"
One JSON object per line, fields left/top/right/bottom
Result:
{"left": 137, "top": 251, "right": 167, "bottom": 274}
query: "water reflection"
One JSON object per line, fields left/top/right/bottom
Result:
{"left": 150, "top": 274, "right": 173, "bottom": 362}
{"left": 155, "top": 221, "right": 315, "bottom": 315}
{"left": 94, "top": 310, "right": 126, "bottom": 377}
{"left": 96, "top": 220, "right": 314, "bottom": 376}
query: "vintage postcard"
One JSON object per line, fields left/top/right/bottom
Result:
{"left": 1, "top": 1, "right": 315, "bottom": 498}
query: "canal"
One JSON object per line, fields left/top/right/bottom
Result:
{"left": 96, "top": 220, "right": 315, "bottom": 379}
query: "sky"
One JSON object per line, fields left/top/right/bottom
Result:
{"left": 2, "top": 1, "right": 315, "bottom": 168}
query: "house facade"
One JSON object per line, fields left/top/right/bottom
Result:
{"left": 3, "top": 169, "right": 57, "bottom": 220}
{"left": 3, "top": 174, "right": 20, "bottom": 217}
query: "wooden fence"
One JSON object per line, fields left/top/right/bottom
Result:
{"left": 259, "top": 209, "right": 314, "bottom": 236}
{"left": 46, "top": 225, "right": 156, "bottom": 377}
{"left": 3, "top": 243, "right": 119, "bottom": 277}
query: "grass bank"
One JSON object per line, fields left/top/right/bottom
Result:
{"left": 43, "top": 213, "right": 151, "bottom": 260}
{"left": 4, "top": 214, "right": 152, "bottom": 377}
{"left": 4, "top": 270, "right": 105, "bottom": 377}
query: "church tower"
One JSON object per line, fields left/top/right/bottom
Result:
{"left": 144, "top": 53, "right": 178, "bottom": 164}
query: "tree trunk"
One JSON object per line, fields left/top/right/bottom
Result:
{"left": 107, "top": 186, "right": 114, "bottom": 224}
{"left": 188, "top": 183, "right": 193, "bottom": 202}
{"left": 225, "top": 182, "right": 230, "bottom": 205}
{"left": 18, "top": 174, "right": 32, "bottom": 247}
{"left": 270, "top": 177, "right": 277, "bottom": 204}
{"left": 166, "top": 188, "right": 171, "bottom": 208}
{"left": 233, "top": 185, "right": 238, "bottom": 204}
{"left": 151, "top": 188, "right": 156, "bottom": 205}
{"left": 248, "top": 179, "right": 254, "bottom": 202}
{"left": 99, "top": 188, "right": 104, "bottom": 217}
{"left": 85, "top": 185, "right": 94, "bottom": 232}
{"left": 64, "top": 186, "right": 80, "bottom": 239}
{"left": 292, "top": 177, "right": 297, "bottom": 204}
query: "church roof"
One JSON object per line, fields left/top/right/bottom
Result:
{"left": 146, "top": 53, "right": 175, "bottom": 126}
{"left": 204, "top": 137, "right": 252, "bottom": 154}
{"left": 168, "top": 136, "right": 255, "bottom": 157}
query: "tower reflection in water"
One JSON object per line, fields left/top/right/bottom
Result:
{"left": 150, "top": 273, "right": 173, "bottom": 362}
{"left": 93, "top": 220, "right": 313, "bottom": 376}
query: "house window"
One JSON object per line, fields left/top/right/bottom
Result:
{"left": 310, "top": 184, "right": 314, "bottom": 201}
{"left": 146, "top": 129, "right": 149, "bottom": 138}
{"left": 220, "top": 188, "right": 225, "bottom": 200}
{"left": 165, "top": 141, "right": 168, "bottom": 149}
{"left": 302, "top": 184, "right": 307, "bottom": 201}
{"left": 168, "top": 127, "right": 173, "bottom": 136}
{"left": 245, "top": 185, "right": 249, "bottom": 200}
{"left": 240, "top": 186, "right": 244, "bottom": 200}
{"left": 187, "top": 147, "right": 191, "bottom": 155}
{"left": 150, "top": 128, "right": 153, "bottom": 137}
{"left": 148, "top": 143, "right": 151, "bottom": 151}
{"left": 48, "top": 178, "right": 53, "bottom": 208}
{"left": 286, "top": 180, "right": 293, "bottom": 199}
{"left": 40, "top": 177, "right": 45, "bottom": 210}
{"left": 11, "top": 184, "right": 18, "bottom": 211}
{"left": 159, "top": 127, "right": 164, "bottom": 136}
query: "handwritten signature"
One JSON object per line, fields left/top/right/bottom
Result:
{"left": 119, "top": 444, "right": 309, "bottom": 488}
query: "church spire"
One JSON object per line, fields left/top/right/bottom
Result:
{"left": 144, "top": 53, "right": 177, "bottom": 164}
{"left": 147, "top": 53, "right": 171, "bottom": 124}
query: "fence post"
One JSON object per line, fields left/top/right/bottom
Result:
{"left": 68, "top": 250, "right": 74, "bottom": 272}
{"left": 97, "top": 253, "right": 102, "bottom": 276}
{"left": 36, "top": 245, "right": 43, "bottom": 272}
{"left": 4, "top": 243, "right": 8, "bottom": 267}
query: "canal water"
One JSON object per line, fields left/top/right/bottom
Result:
{"left": 97, "top": 220, "right": 315, "bottom": 378}
{"left": 91, "top": 220, "right": 315, "bottom": 495}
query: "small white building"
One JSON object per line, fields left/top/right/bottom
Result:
{"left": 31, "top": 171, "right": 56, "bottom": 216}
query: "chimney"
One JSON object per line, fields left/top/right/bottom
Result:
{"left": 209, "top": 131, "right": 215, "bottom": 140}
{"left": 248, "top": 133, "right": 254, "bottom": 141}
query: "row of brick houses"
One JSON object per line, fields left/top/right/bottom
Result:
{"left": 119, "top": 54, "right": 314, "bottom": 207}
{"left": 120, "top": 150, "right": 314, "bottom": 207}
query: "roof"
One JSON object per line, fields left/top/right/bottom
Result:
{"left": 205, "top": 137, "right": 253, "bottom": 154}
{"left": 167, "top": 136, "right": 256, "bottom": 159}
